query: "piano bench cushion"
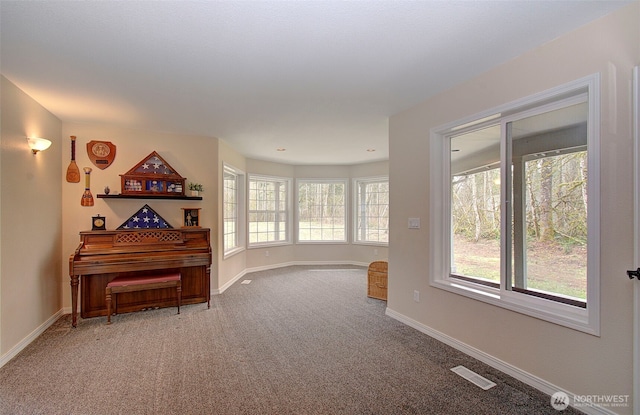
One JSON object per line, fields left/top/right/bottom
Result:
{"left": 107, "top": 272, "right": 181, "bottom": 288}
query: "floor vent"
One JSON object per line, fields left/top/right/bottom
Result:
{"left": 241, "top": 280, "right": 252, "bottom": 284}
{"left": 451, "top": 365, "right": 496, "bottom": 390}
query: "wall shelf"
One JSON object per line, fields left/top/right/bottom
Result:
{"left": 97, "top": 194, "right": 202, "bottom": 201}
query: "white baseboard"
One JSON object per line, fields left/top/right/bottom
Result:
{"left": 0, "top": 309, "right": 65, "bottom": 369}
{"left": 385, "top": 307, "right": 617, "bottom": 415}
{"left": 214, "top": 268, "right": 250, "bottom": 294}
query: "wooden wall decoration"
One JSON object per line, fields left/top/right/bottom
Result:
{"left": 66, "top": 136, "right": 81, "bottom": 182}
{"left": 87, "top": 140, "right": 116, "bottom": 170}
{"left": 81, "top": 167, "right": 94, "bottom": 206}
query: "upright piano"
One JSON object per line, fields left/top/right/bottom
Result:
{"left": 69, "top": 228, "right": 212, "bottom": 327}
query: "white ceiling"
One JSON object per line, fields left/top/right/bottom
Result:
{"left": 0, "top": 1, "right": 630, "bottom": 165}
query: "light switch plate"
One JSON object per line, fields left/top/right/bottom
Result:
{"left": 408, "top": 218, "right": 420, "bottom": 229}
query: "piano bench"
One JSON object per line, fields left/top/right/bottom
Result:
{"left": 105, "top": 272, "right": 181, "bottom": 324}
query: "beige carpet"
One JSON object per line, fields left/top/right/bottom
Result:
{"left": 0, "top": 265, "right": 582, "bottom": 414}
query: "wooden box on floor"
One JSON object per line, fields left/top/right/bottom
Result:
{"left": 367, "top": 260, "right": 388, "bottom": 301}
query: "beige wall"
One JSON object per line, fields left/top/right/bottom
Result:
{"left": 1, "top": 76, "right": 62, "bottom": 357}
{"left": 60, "top": 122, "right": 219, "bottom": 310}
{"left": 388, "top": 3, "right": 639, "bottom": 411}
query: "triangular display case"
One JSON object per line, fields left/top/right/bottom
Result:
{"left": 117, "top": 204, "right": 173, "bottom": 229}
{"left": 120, "top": 151, "right": 186, "bottom": 196}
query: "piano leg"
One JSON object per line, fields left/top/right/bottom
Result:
{"left": 206, "top": 266, "right": 211, "bottom": 309}
{"left": 70, "top": 274, "right": 79, "bottom": 327}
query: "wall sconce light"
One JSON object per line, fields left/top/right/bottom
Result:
{"left": 27, "top": 137, "right": 52, "bottom": 155}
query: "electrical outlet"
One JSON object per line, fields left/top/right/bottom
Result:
{"left": 373, "top": 249, "right": 378, "bottom": 256}
{"left": 413, "top": 290, "right": 420, "bottom": 302}
{"left": 265, "top": 250, "right": 269, "bottom": 257}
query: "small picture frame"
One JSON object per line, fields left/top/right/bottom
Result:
{"left": 181, "top": 208, "right": 201, "bottom": 228}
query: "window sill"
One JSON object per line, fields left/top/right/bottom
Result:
{"left": 296, "top": 240, "right": 349, "bottom": 245}
{"left": 223, "top": 246, "right": 245, "bottom": 260}
{"left": 352, "top": 241, "right": 389, "bottom": 247}
{"left": 248, "top": 242, "right": 291, "bottom": 249}
{"left": 431, "top": 277, "right": 598, "bottom": 336}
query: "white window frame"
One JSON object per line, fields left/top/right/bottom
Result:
{"left": 296, "top": 179, "right": 349, "bottom": 244}
{"left": 353, "top": 176, "right": 389, "bottom": 246}
{"left": 248, "top": 174, "right": 292, "bottom": 247}
{"left": 222, "top": 163, "right": 246, "bottom": 258}
{"left": 429, "top": 74, "right": 600, "bottom": 335}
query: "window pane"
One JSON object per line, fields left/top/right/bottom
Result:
{"left": 355, "top": 179, "right": 389, "bottom": 243}
{"left": 511, "top": 102, "right": 588, "bottom": 302}
{"left": 248, "top": 176, "right": 289, "bottom": 245}
{"left": 298, "top": 181, "right": 347, "bottom": 242}
{"left": 223, "top": 169, "right": 239, "bottom": 252}
{"left": 450, "top": 126, "right": 501, "bottom": 283}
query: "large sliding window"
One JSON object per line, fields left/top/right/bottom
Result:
{"left": 354, "top": 177, "right": 389, "bottom": 244}
{"left": 248, "top": 175, "right": 291, "bottom": 246}
{"left": 297, "top": 180, "right": 347, "bottom": 242}
{"left": 223, "top": 164, "right": 245, "bottom": 257}
{"left": 431, "top": 75, "right": 599, "bottom": 334}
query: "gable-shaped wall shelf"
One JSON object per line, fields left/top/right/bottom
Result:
{"left": 97, "top": 150, "right": 203, "bottom": 200}
{"left": 97, "top": 194, "right": 202, "bottom": 200}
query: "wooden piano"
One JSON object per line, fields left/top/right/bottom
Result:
{"left": 69, "top": 228, "right": 211, "bottom": 327}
